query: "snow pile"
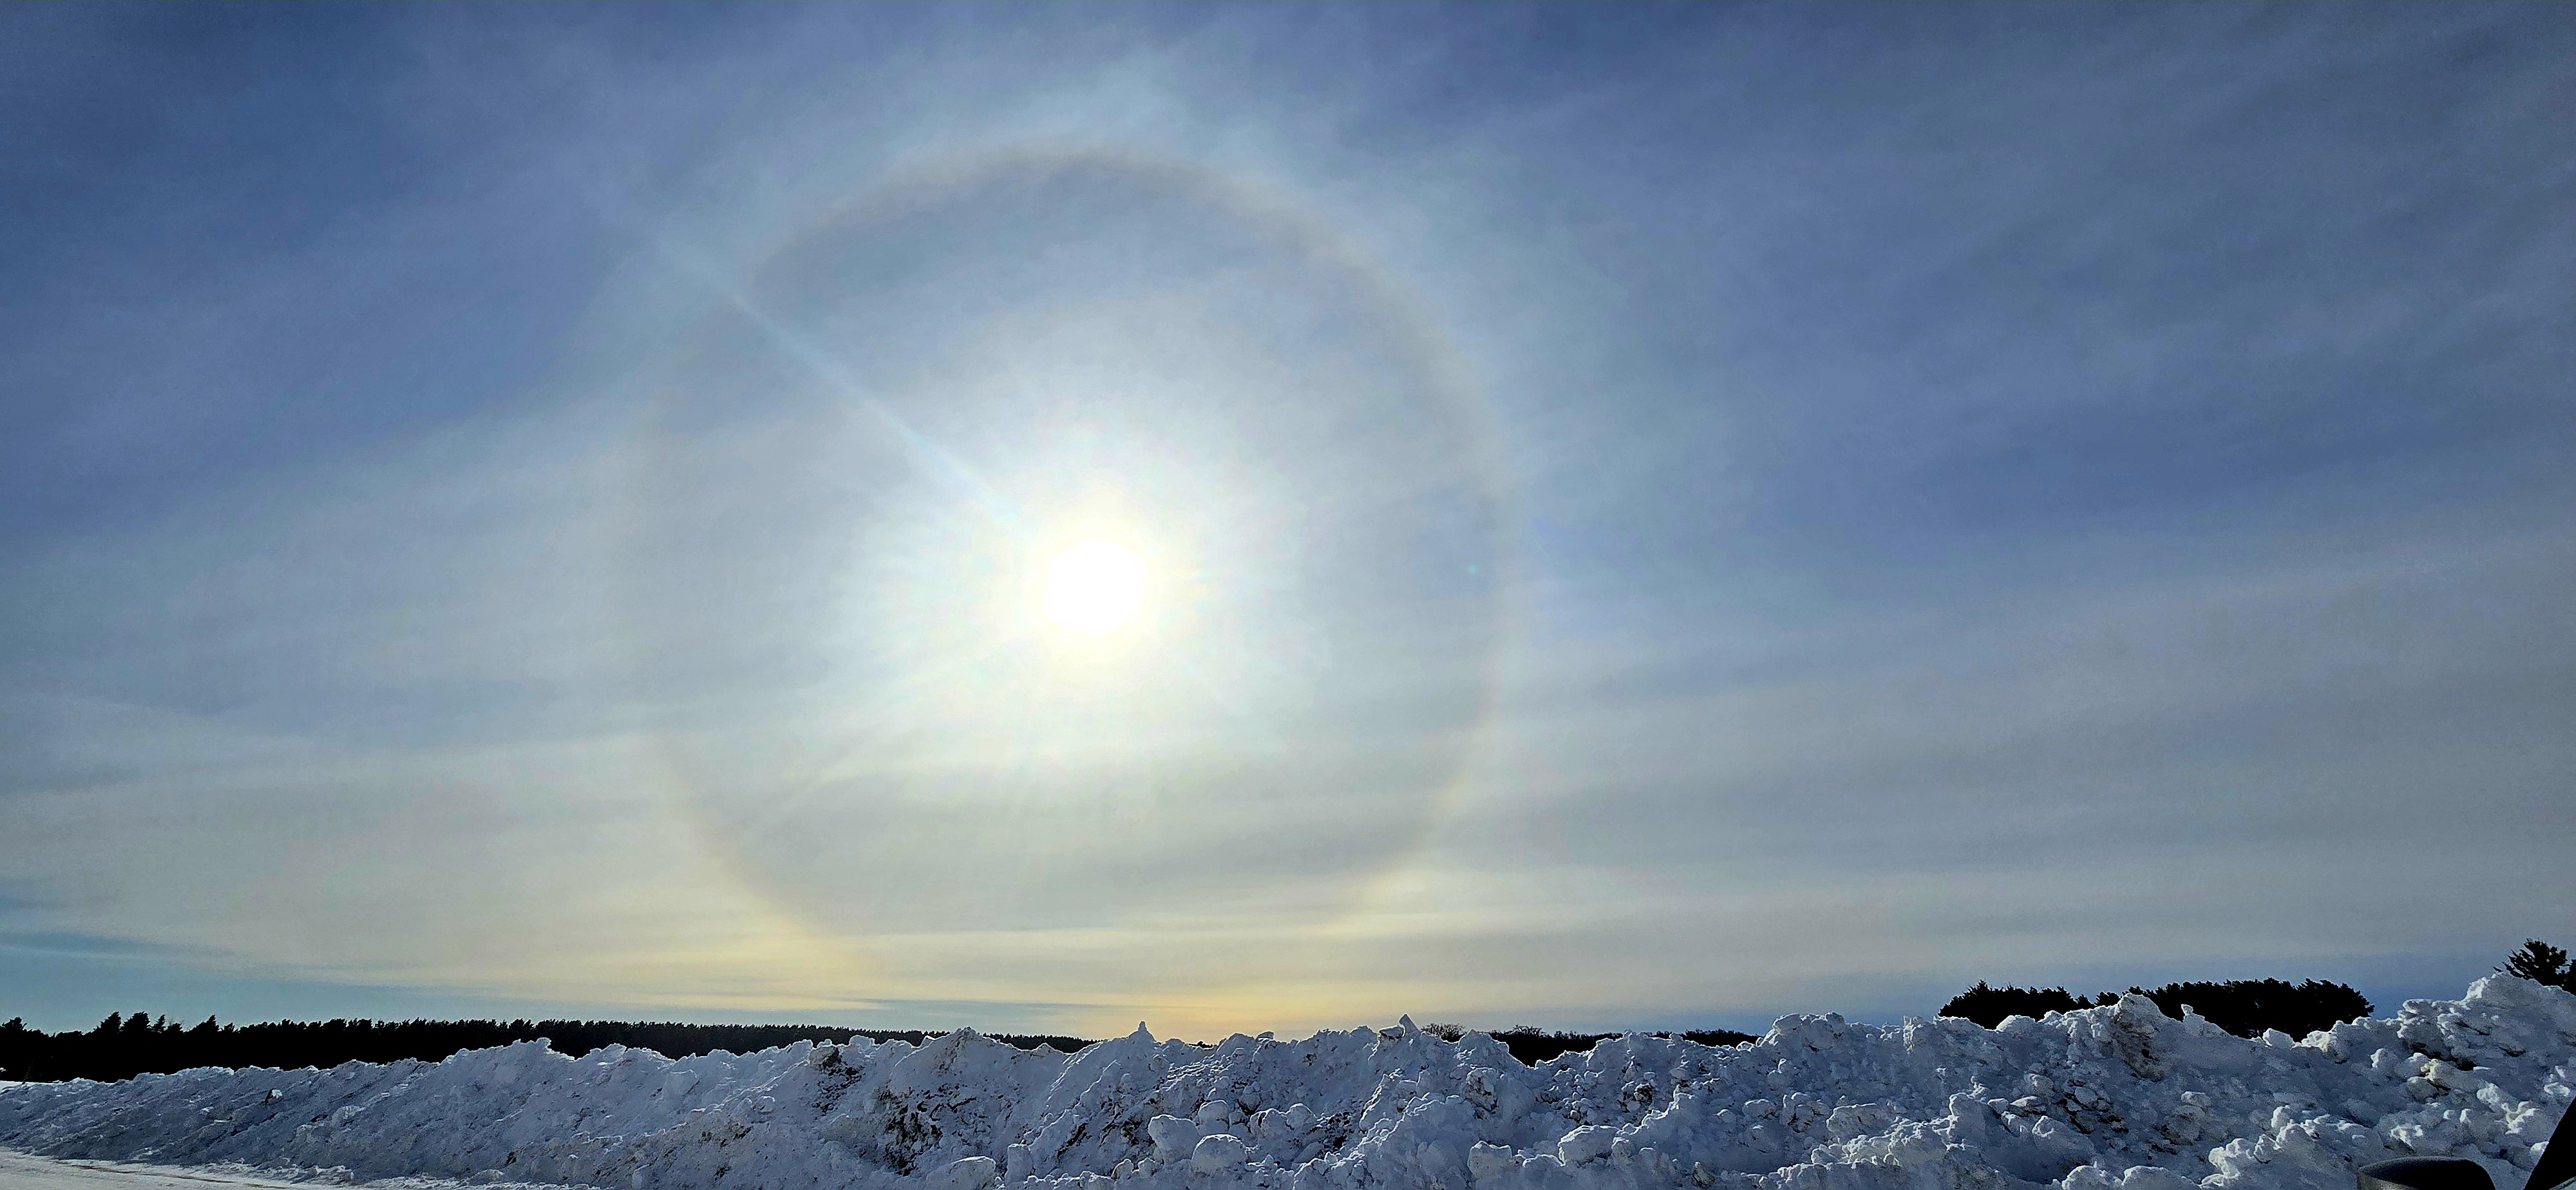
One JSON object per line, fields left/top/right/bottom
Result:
{"left": 3, "top": 978, "right": 2569, "bottom": 1190}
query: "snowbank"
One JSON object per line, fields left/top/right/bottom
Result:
{"left": 3, "top": 978, "right": 2569, "bottom": 1190}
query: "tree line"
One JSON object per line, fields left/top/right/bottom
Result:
{"left": 15, "top": 942, "right": 2569, "bottom": 1083}
{"left": 0, "top": 1013, "right": 1092, "bottom": 1084}
{"left": 1938, "top": 978, "right": 2374, "bottom": 1036}
{"left": 1421, "top": 1025, "right": 1759, "bottom": 1063}
{"left": 0, "top": 1010, "right": 1761, "bottom": 1084}
{"left": 1938, "top": 940, "right": 2576, "bottom": 1037}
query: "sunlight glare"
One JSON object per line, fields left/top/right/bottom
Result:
{"left": 1042, "top": 540, "right": 1148, "bottom": 636}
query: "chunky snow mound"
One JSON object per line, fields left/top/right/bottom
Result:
{"left": 4, "top": 978, "right": 2570, "bottom": 1190}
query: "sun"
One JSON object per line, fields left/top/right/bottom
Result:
{"left": 1041, "top": 539, "right": 1148, "bottom": 636}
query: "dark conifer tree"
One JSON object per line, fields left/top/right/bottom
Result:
{"left": 2497, "top": 940, "right": 2573, "bottom": 990}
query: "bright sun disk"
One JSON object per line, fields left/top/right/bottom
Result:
{"left": 1041, "top": 540, "right": 1147, "bottom": 636}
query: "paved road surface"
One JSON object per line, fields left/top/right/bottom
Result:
{"left": 0, "top": 1153, "right": 487, "bottom": 1190}
{"left": 0, "top": 1153, "right": 324, "bottom": 1190}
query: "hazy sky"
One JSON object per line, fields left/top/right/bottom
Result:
{"left": 4, "top": 4, "right": 2571, "bottom": 1039}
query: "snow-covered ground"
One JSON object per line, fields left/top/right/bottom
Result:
{"left": 3, "top": 978, "right": 2569, "bottom": 1190}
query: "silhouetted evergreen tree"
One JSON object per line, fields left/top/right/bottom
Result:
{"left": 0, "top": 1017, "right": 29, "bottom": 1082}
{"left": 2497, "top": 940, "right": 2575, "bottom": 990}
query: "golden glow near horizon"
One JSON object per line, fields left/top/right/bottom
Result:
{"left": 1041, "top": 539, "right": 1148, "bottom": 636}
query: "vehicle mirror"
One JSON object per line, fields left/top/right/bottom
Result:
{"left": 2524, "top": 1107, "right": 2574, "bottom": 1190}
{"left": 2356, "top": 1158, "right": 2494, "bottom": 1190}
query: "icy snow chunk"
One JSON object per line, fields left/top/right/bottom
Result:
{"left": 2114, "top": 1167, "right": 2200, "bottom": 1190}
{"left": 1556, "top": 1125, "right": 1616, "bottom": 1166}
{"left": 1150, "top": 1114, "right": 1203, "bottom": 1162}
{"left": 1192, "top": 1134, "right": 1247, "bottom": 1175}
{"left": 933, "top": 1157, "right": 1000, "bottom": 1190}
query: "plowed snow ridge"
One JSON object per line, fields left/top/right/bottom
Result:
{"left": 5, "top": 978, "right": 2571, "bottom": 1190}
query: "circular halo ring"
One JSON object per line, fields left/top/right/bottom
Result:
{"left": 617, "top": 142, "right": 1523, "bottom": 956}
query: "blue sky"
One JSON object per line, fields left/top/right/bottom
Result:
{"left": 3, "top": 4, "right": 2570, "bottom": 1039}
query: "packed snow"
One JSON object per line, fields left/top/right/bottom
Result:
{"left": 4, "top": 978, "right": 2569, "bottom": 1190}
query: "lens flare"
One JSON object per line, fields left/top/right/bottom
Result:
{"left": 1041, "top": 540, "right": 1147, "bottom": 636}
